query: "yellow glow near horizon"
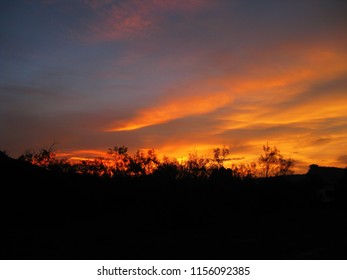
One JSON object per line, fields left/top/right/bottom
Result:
{"left": 65, "top": 47, "right": 347, "bottom": 174}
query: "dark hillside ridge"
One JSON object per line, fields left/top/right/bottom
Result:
{"left": 1, "top": 155, "right": 347, "bottom": 259}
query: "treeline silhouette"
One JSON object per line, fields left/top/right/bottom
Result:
{"left": 15, "top": 143, "right": 294, "bottom": 180}
{"left": 1, "top": 145, "right": 347, "bottom": 260}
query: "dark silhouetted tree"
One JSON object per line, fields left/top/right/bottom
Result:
{"left": 211, "top": 145, "right": 230, "bottom": 169}
{"left": 184, "top": 150, "right": 210, "bottom": 178}
{"left": 129, "top": 149, "right": 160, "bottom": 176}
{"left": 76, "top": 157, "right": 109, "bottom": 177}
{"left": 258, "top": 143, "right": 294, "bottom": 177}
{"left": 154, "top": 156, "right": 181, "bottom": 180}
{"left": 0, "top": 150, "right": 9, "bottom": 160}
{"left": 107, "top": 146, "right": 131, "bottom": 176}
{"left": 231, "top": 162, "right": 257, "bottom": 179}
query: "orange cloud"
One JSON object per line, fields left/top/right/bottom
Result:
{"left": 215, "top": 48, "right": 347, "bottom": 121}
{"left": 109, "top": 46, "right": 347, "bottom": 133}
{"left": 107, "top": 92, "right": 232, "bottom": 131}
{"left": 57, "top": 149, "right": 107, "bottom": 159}
{"left": 104, "top": 44, "right": 347, "bottom": 173}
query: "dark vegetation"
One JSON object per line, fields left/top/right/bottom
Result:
{"left": 1, "top": 145, "right": 347, "bottom": 260}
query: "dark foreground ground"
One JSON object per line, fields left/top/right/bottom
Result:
{"left": 1, "top": 156, "right": 347, "bottom": 259}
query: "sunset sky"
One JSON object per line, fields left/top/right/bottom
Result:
{"left": 1, "top": 0, "right": 347, "bottom": 173}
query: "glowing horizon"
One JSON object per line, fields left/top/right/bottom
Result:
{"left": 55, "top": 141, "right": 333, "bottom": 175}
{"left": 1, "top": 0, "right": 347, "bottom": 174}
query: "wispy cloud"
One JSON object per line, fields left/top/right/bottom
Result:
{"left": 107, "top": 92, "right": 232, "bottom": 131}
{"left": 82, "top": 0, "right": 209, "bottom": 42}
{"left": 108, "top": 45, "right": 347, "bottom": 130}
{"left": 103, "top": 42, "right": 347, "bottom": 172}
{"left": 3, "top": 1, "right": 347, "bottom": 173}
